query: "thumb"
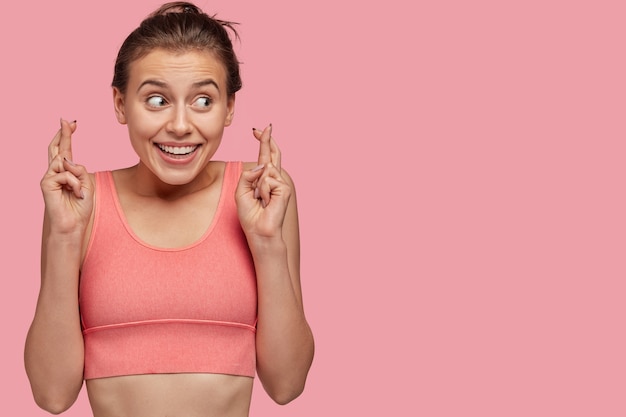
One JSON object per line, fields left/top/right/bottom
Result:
{"left": 237, "top": 164, "right": 264, "bottom": 198}
{"left": 62, "top": 158, "right": 91, "bottom": 199}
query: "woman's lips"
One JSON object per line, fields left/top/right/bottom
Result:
{"left": 156, "top": 143, "right": 200, "bottom": 161}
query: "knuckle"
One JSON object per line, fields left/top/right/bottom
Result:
{"left": 64, "top": 170, "right": 77, "bottom": 181}
{"left": 52, "top": 155, "right": 64, "bottom": 167}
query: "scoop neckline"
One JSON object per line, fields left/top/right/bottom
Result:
{"left": 106, "top": 162, "right": 230, "bottom": 252}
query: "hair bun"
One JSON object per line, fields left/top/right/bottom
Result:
{"left": 150, "top": 2, "right": 201, "bottom": 17}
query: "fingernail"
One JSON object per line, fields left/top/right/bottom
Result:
{"left": 269, "top": 123, "right": 273, "bottom": 135}
{"left": 71, "top": 120, "right": 77, "bottom": 124}
{"left": 251, "top": 164, "right": 264, "bottom": 172}
{"left": 262, "top": 199, "right": 267, "bottom": 208}
{"left": 254, "top": 187, "right": 260, "bottom": 199}
{"left": 64, "top": 157, "right": 76, "bottom": 167}
{"left": 80, "top": 190, "right": 85, "bottom": 199}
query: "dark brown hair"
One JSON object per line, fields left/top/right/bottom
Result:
{"left": 112, "top": 2, "right": 242, "bottom": 95}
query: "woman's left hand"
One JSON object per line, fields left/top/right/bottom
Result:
{"left": 237, "top": 125, "right": 314, "bottom": 400}
{"left": 236, "top": 124, "right": 292, "bottom": 240}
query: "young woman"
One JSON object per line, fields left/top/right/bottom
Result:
{"left": 25, "top": 2, "right": 314, "bottom": 416}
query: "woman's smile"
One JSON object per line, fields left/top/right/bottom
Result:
{"left": 156, "top": 143, "right": 201, "bottom": 163}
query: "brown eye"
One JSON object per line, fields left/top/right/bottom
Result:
{"left": 147, "top": 96, "right": 167, "bottom": 107}
{"left": 193, "top": 97, "right": 212, "bottom": 108}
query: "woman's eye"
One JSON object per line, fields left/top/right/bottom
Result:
{"left": 194, "top": 97, "right": 212, "bottom": 108}
{"left": 147, "top": 96, "right": 167, "bottom": 107}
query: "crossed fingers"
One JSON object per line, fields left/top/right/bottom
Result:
{"left": 251, "top": 124, "right": 286, "bottom": 208}
{"left": 48, "top": 119, "right": 76, "bottom": 166}
{"left": 253, "top": 124, "right": 281, "bottom": 172}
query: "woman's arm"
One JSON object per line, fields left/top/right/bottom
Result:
{"left": 25, "top": 214, "right": 86, "bottom": 414}
{"left": 237, "top": 126, "right": 314, "bottom": 404}
{"left": 24, "top": 120, "right": 93, "bottom": 413}
{"left": 250, "top": 170, "right": 314, "bottom": 404}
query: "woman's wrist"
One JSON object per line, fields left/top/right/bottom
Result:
{"left": 46, "top": 228, "right": 85, "bottom": 246}
{"left": 247, "top": 235, "right": 288, "bottom": 257}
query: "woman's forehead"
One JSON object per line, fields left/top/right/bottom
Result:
{"left": 128, "top": 49, "right": 228, "bottom": 88}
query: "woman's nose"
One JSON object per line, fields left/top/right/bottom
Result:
{"left": 166, "top": 106, "right": 193, "bottom": 137}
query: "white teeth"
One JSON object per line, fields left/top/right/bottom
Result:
{"left": 158, "top": 144, "right": 198, "bottom": 155}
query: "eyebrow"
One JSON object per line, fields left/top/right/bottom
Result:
{"left": 192, "top": 79, "right": 220, "bottom": 90}
{"left": 137, "top": 79, "right": 220, "bottom": 93}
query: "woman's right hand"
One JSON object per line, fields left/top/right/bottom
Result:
{"left": 41, "top": 119, "right": 94, "bottom": 235}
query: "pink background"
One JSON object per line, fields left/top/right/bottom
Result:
{"left": 2, "top": 0, "right": 625, "bottom": 415}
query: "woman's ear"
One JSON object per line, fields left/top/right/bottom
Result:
{"left": 112, "top": 87, "right": 127, "bottom": 125}
{"left": 225, "top": 94, "right": 236, "bottom": 126}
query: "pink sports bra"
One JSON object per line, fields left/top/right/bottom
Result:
{"left": 79, "top": 162, "right": 257, "bottom": 380}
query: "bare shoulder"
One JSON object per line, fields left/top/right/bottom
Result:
{"left": 109, "top": 166, "right": 134, "bottom": 191}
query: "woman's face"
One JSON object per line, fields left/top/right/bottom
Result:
{"left": 113, "top": 48, "right": 235, "bottom": 185}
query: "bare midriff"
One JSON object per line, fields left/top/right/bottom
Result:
{"left": 86, "top": 373, "right": 254, "bottom": 417}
